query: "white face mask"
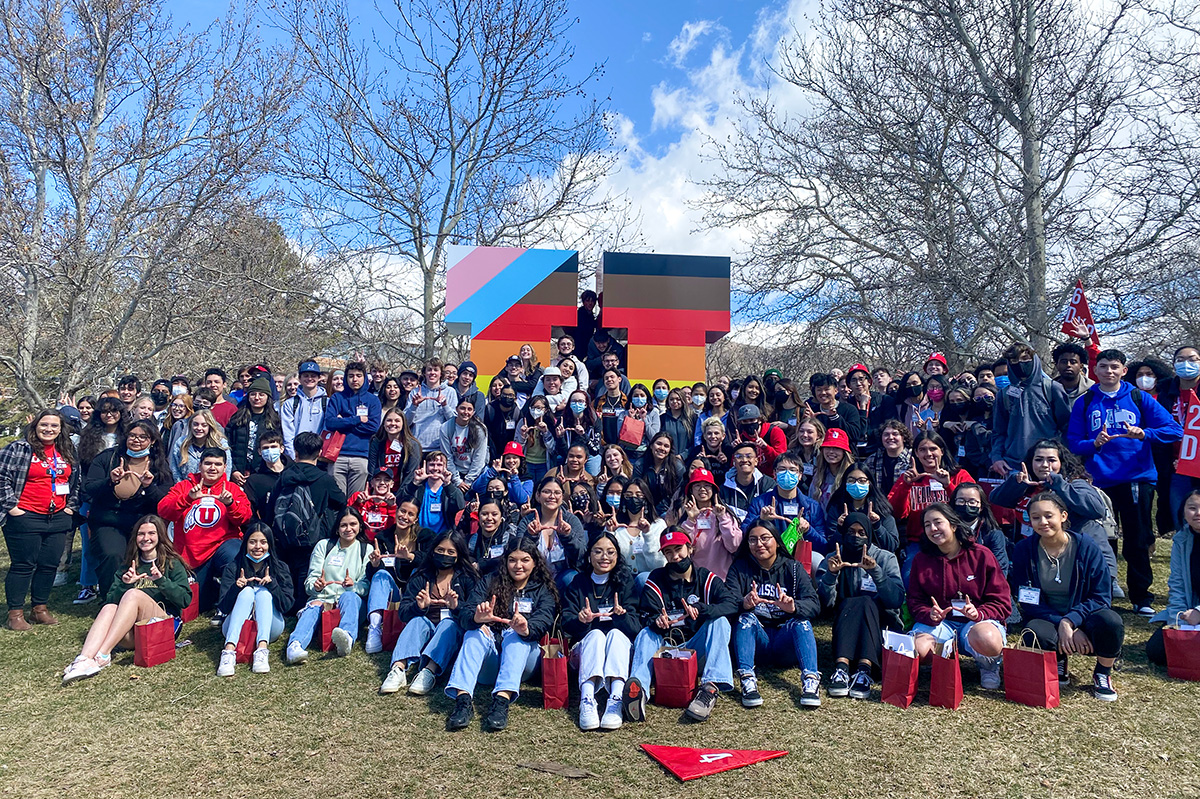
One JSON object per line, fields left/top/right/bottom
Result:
{"left": 1136, "top": 375, "right": 1156, "bottom": 391}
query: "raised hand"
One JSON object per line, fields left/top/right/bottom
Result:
{"left": 416, "top": 586, "right": 432, "bottom": 610}
{"left": 368, "top": 542, "right": 383, "bottom": 567}
{"left": 121, "top": 558, "right": 140, "bottom": 585}
{"left": 929, "top": 598, "right": 947, "bottom": 624}
{"left": 743, "top": 580, "right": 762, "bottom": 611}
{"left": 236, "top": 568, "right": 248, "bottom": 589}
{"left": 860, "top": 550, "right": 877, "bottom": 571}
{"left": 446, "top": 587, "right": 459, "bottom": 610}
{"left": 838, "top": 504, "right": 850, "bottom": 526}
{"left": 826, "top": 543, "right": 845, "bottom": 575}
{"left": 612, "top": 593, "right": 626, "bottom": 616}
{"left": 655, "top": 606, "right": 672, "bottom": 631}
{"left": 960, "top": 596, "right": 980, "bottom": 621}
{"left": 1118, "top": 422, "right": 1145, "bottom": 441}
{"left": 313, "top": 571, "right": 328, "bottom": 592}
{"left": 680, "top": 597, "right": 699, "bottom": 621}
{"left": 578, "top": 597, "right": 597, "bottom": 624}
{"left": 139, "top": 470, "right": 155, "bottom": 487}
{"left": 341, "top": 573, "right": 354, "bottom": 588}
{"left": 775, "top": 583, "right": 796, "bottom": 614}
{"left": 867, "top": 501, "right": 880, "bottom": 523}
{"left": 510, "top": 610, "right": 529, "bottom": 636}
{"left": 218, "top": 490, "right": 234, "bottom": 506}
{"left": 261, "top": 565, "right": 271, "bottom": 585}
{"left": 1016, "top": 463, "right": 1040, "bottom": 487}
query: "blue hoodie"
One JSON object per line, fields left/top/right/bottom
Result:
{"left": 1066, "top": 382, "right": 1182, "bottom": 488}
{"left": 323, "top": 383, "right": 382, "bottom": 459}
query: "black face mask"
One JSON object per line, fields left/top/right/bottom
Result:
{"left": 431, "top": 552, "right": 456, "bottom": 569}
{"left": 1010, "top": 360, "right": 1034, "bottom": 381}
{"left": 973, "top": 396, "right": 995, "bottom": 412}
{"left": 841, "top": 534, "right": 868, "bottom": 563}
{"left": 623, "top": 496, "right": 645, "bottom": 514}
{"left": 947, "top": 401, "right": 968, "bottom": 417}
{"left": 886, "top": 384, "right": 899, "bottom": 396}
{"left": 499, "top": 397, "right": 515, "bottom": 409}
{"left": 487, "top": 490, "right": 506, "bottom": 504}
{"left": 739, "top": 425, "right": 759, "bottom": 438}
{"left": 903, "top": 384, "right": 923, "bottom": 400}
{"left": 570, "top": 493, "right": 590, "bottom": 511}
{"left": 954, "top": 503, "right": 983, "bottom": 522}
{"left": 667, "top": 556, "right": 693, "bottom": 575}
{"left": 773, "top": 390, "right": 790, "bottom": 408}
{"left": 151, "top": 391, "right": 169, "bottom": 406}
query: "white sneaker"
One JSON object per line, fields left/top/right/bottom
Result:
{"left": 53, "top": 570, "right": 69, "bottom": 587}
{"left": 217, "top": 649, "right": 236, "bottom": 677}
{"left": 330, "top": 627, "right": 352, "bottom": 656}
{"left": 979, "top": 657, "right": 1002, "bottom": 690}
{"left": 408, "top": 667, "right": 436, "bottom": 696}
{"left": 286, "top": 641, "right": 309, "bottom": 664}
{"left": 364, "top": 623, "right": 383, "bottom": 654}
{"left": 380, "top": 662, "right": 408, "bottom": 694}
{"left": 62, "top": 656, "right": 95, "bottom": 685}
{"left": 600, "top": 696, "right": 623, "bottom": 730}
{"left": 578, "top": 694, "right": 600, "bottom": 731}
{"left": 252, "top": 647, "right": 270, "bottom": 674}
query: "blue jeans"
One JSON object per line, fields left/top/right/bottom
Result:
{"left": 392, "top": 616, "right": 464, "bottom": 670}
{"left": 634, "top": 571, "right": 651, "bottom": 596}
{"left": 528, "top": 462, "right": 549, "bottom": 486}
{"left": 79, "top": 502, "right": 97, "bottom": 586}
{"left": 901, "top": 541, "right": 921, "bottom": 588}
{"left": 553, "top": 568, "right": 578, "bottom": 596}
{"left": 221, "top": 586, "right": 285, "bottom": 646}
{"left": 445, "top": 626, "right": 540, "bottom": 698}
{"left": 193, "top": 538, "right": 243, "bottom": 612}
{"left": 630, "top": 618, "right": 733, "bottom": 691}
{"left": 368, "top": 571, "right": 402, "bottom": 614}
{"left": 911, "top": 619, "right": 1005, "bottom": 664}
{"left": 734, "top": 614, "right": 819, "bottom": 676}
{"left": 288, "top": 591, "right": 364, "bottom": 650}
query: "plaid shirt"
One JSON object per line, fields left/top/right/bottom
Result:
{"left": 0, "top": 440, "right": 82, "bottom": 516}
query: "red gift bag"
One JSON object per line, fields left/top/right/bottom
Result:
{"left": 1003, "top": 630, "right": 1059, "bottom": 708}
{"left": 179, "top": 580, "right": 199, "bottom": 624}
{"left": 133, "top": 617, "right": 176, "bottom": 668}
{"left": 1164, "top": 618, "right": 1200, "bottom": 682}
{"left": 540, "top": 627, "right": 570, "bottom": 709}
{"left": 380, "top": 604, "right": 405, "bottom": 651}
{"left": 652, "top": 637, "right": 698, "bottom": 707}
{"left": 929, "top": 641, "right": 963, "bottom": 710}
{"left": 618, "top": 415, "right": 645, "bottom": 447}
{"left": 881, "top": 647, "right": 918, "bottom": 709}
{"left": 796, "top": 539, "right": 813, "bottom": 576}
{"left": 319, "top": 430, "right": 345, "bottom": 462}
{"left": 234, "top": 619, "right": 258, "bottom": 664}
{"left": 319, "top": 604, "right": 342, "bottom": 652}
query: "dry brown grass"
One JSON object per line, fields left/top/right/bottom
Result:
{"left": 1, "top": 544, "right": 1199, "bottom": 799}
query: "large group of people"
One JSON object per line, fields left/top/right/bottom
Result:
{"left": 2, "top": 306, "right": 1199, "bottom": 732}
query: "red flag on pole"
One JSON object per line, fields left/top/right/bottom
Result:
{"left": 1061, "top": 280, "right": 1101, "bottom": 345}
{"left": 641, "top": 745, "right": 788, "bottom": 781}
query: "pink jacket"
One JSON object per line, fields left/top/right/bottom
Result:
{"left": 680, "top": 507, "right": 742, "bottom": 580}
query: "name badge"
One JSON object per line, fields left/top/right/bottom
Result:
{"left": 957, "top": 445, "right": 966, "bottom": 459}
{"left": 697, "top": 514, "right": 714, "bottom": 532}
{"left": 929, "top": 480, "right": 944, "bottom": 492}
{"left": 782, "top": 502, "right": 799, "bottom": 517}
{"left": 631, "top": 537, "right": 645, "bottom": 555}
{"left": 950, "top": 599, "right": 967, "bottom": 617}
{"left": 54, "top": 482, "right": 71, "bottom": 496}
{"left": 366, "top": 512, "right": 384, "bottom": 525}
{"left": 389, "top": 439, "right": 402, "bottom": 452}
{"left": 596, "top": 605, "right": 614, "bottom": 621}
{"left": 860, "top": 573, "right": 877, "bottom": 592}
{"left": 802, "top": 462, "right": 814, "bottom": 476}
{"left": 506, "top": 420, "right": 516, "bottom": 430}
{"left": 356, "top": 405, "right": 368, "bottom": 416}
{"left": 429, "top": 502, "right": 442, "bottom": 513}
{"left": 666, "top": 611, "right": 686, "bottom": 628}
{"left": 439, "top": 608, "right": 452, "bottom": 621}
{"left": 550, "top": 547, "right": 565, "bottom": 563}
{"left": 1018, "top": 586, "right": 1041, "bottom": 605}
{"left": 329, "top": 552, "right": 345, "bottom": 568}
{"left": 515, "top": 598, "right": 533, "bottom": 615}
{"left": 488, "top": 544, "right": 505, "bottom": 558}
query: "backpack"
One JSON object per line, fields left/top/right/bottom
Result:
{"left": 1079, "top": 387, "right": 1147, "bottom": 431}
{"left": 274, "top": 482, "right": 322, "bottom": 548}
{"left": 1096, "top": 487, "right": 1119, "bottom": 541}
{"left": 290, "top": 393, "right": 328, "bottom": 419}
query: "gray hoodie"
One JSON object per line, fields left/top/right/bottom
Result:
{"left": 990, "top": 353, "right": 1072, "bottom": 467}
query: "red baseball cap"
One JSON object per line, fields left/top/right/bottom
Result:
{"left": 660, "top": 528, "right": 692, "bottom": 549}
{"left": 821, "top": 428, "right": 851, "bottom": 452}
{"left": 847, "top": 363, "right": 870, "bottom": 379}
{"left": 502, "top": 441, "right": 524, "bottom": 458}
{"left": 686, "top": 468, "right": 717, "bottom": 490}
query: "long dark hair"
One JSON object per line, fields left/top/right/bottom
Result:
{"left": 641, "top": 432, "right": 682, "bottom": 494}
{"left": 950, "top": 482, "right": 1001, "bottom": 538}
{"left": 826, "top": 465, "right": 892, "bottom": 520}
{"left": 580, "top": 530, "right": 636, "bottom": 589}
{"left": 912, "top": 430, "right": 960, "bottom": 472}
{"left": 455, "top": 395, "right": 487, "bottom": 449}
{"left": 487, "top": 537, "right": 558, "bottom": 623}
{"left": 124, "top": 420, "right": 171, "bottom": 485}
{"left": 329, "top": 506, "right": 371, "bottom": 545}
{"left": 123, "top": 514, "right": 187, "bottom": 576}
{"left": 376, "top": 376, "right": 404, "bottom": 408}
{"left": 1023, "top": 438, "right": 1089, "bottom": 482}
{"left": 24, "top": 409, "right": 76, "bottom": 464}
{"left": 617, "top": 477, "right": 658, "bottom": 524}
{"left": 78, "top": 396, "right": 127, "bottom": 465}
{"left": 228, "top": 393, "right": 281, "bottom": 432}
{"left": 917, "top": 502, "right": 976, "bottom": 555}
{"left": 736, "top": 518, "right": 794, "bottom": 563}
{"left": 236, "top": 521, "right": 286, "bottom": 576}
{"left": 415, "top": 528, "right": 478, "bottom": 581}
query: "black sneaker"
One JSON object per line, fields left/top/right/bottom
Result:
{"left": 446, "top": 693, "right": 474, "bottom": 731}
{"left": 1092, "top": 670, "right": 1118, "bottom": 702}
{"left": 740, "top": 673, "right": 763, "bottom": 708}
{"left": 684, "top": 682, "right": 719, "bottom": 721}
{"left": 482, "top": 695, "right": 511, "bottom": 731}
{"left": 828, "top": 666, "right": 851, "bottom": 698}
{"left": 800, "top": 672, "right": 822, "bottom": 707}
{"left": 209, "top": 610, "right": 227, "bottom": 628}
{"left": 623, "top": 677, "right": 647, "bottom": 723}
{"left": 1057, "top": 654, "right": 1071, "bottom": 686}
{"left": 848, "top": 669, "right": 873, "bottom": 700}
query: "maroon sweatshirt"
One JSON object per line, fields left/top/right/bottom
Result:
{"left": 907, "top": 542, "right": 1011, "bottom": 625}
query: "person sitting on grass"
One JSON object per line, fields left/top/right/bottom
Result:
{"left": 379, "top": 529, "right": 480, "bottom": 698}
{"left": 444, "top": 538, "right": 559, "bottom": 733}
{"left": 1011, "top": 493, "right": 1124, "bottom": 701}
{"left": 1148, "top": 489, "right": 1200, "bottom": 668}
{"left": 363, "top": 500, "right": 434, "bottom": 654}
{"left": 62, "top": 515, "right": 191, "bottom": 684}
{"left": 285, "top": 508, "right": 371, "bottom": 663}
{"left": 215, "top": 522, "right": 294, "bottom": 677}
{"left": 908, "top": 503, "right": 1011, "bottom": 690}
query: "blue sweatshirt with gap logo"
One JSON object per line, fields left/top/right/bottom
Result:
{"left": 1066, "top": 382, "right": 1182, "bottom": 488}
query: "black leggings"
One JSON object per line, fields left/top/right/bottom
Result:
{"left": 93, "top": 525, "right": 132, "bottom": 598}
{"left": 1146, "top": 627, "right": 1168, "bottom": 667}
{"left": 3, "top": 511, "right": 72, "bottom": 609}
{"left": 1103, "top": 482, "right": 1156, "bottom": 606}
{"left": 833, "top": 595, "right": 883, "bottom": 666}
{"left": 1024, "top": 608, "right": 1125, "bottom": 660}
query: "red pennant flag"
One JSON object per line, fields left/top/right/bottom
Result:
{"left": 1177, "top": 388, "right": 1200, "bottom": 479}
{"left": 641, "top": 744, "right": 788, "bottom": 781}
{"left": 1061, "top": 279, "right": 1100, "bottom": 345}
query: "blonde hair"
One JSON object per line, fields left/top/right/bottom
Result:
{"left": 810, "top": 443, "right": 855, "bottom": 501}
{"left": 179, "top": 409, "right": 227, "bottom": 471}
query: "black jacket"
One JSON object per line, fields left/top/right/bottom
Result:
{"left": 804, "top": 398, "right": 866, "bottom": 446}
{"left": 459, "top": 575, "right": 558, "bottom": 642}
{"left": 366, "top": 526, "right": 437, "bottom": 587}
{"left": 562, "top": 567, "right": 643, "bottom": 642}
{"left": 639, "top": 565, "right": 738, "bottom": 638}
{"left": 225, "top": 411, "right": 280, "bottom": 476}
{"left": 724, "top": 554, "right": 820, "bottom": 627}
{"left": 216, "top": 553, "right": 295, "bottom": 616}
{"left": 244, "top": 458, "right": 291, "bottom": 522}
{"left": 267, "top": 461, "right": 346, "bottom": 546}
{"left": 84, "top": 447, "right": 171, "bottom": 531}
{"left": 398, "top": 566, "right": 480, "bottom": 624}
{"left": 461, "top": 511, "right": 523, "bottom": 576}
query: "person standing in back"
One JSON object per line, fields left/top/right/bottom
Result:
{"left": 990, "top": 343, "right": 1072, "bottom": 477}
{"left": 280, "top": 360, "right": 328, "bottom": 459}
{"left": 323, "top": 360, "right": 382, "bottom": 496}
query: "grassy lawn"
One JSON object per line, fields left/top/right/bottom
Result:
{"left": 2, "top": 542, "right": 1199, "bottom": 799}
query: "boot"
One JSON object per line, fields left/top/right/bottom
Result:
{"left": 31, "top": 605, "right": 58, "bottom": 625}
{"left": 7, "top": 609, "right": 31, "bottom": 631}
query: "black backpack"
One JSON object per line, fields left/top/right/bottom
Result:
{"left": 274, "top": 482, "right": 323, "bottom": 548}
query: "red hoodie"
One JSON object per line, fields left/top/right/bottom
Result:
{"left": 907, "top": 543, "right": 1011, "bottom": 626}
{"left": 737, "top": 422, "right": 788, "bottom": 473}
{"left": 887, "top": 468, "right": 974, "bottom": 543}
{"left": 158, "top": 474, "right": 252, "bottom": 568}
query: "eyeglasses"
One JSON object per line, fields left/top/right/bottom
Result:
{"left": 127, "top": 433, "right": 151, "bottom": 442}
{"left": 733, "top": 454, "right": 756, "bottom": 462}
{"left": 100, "top": 410, "right": 121, "bottom": 416}
{"left": 847, "top": 478, "right": 870, "bottom": 486}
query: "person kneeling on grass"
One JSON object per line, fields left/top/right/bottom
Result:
{"left": 725, "top": 520, "right": 822, "bottom": 709}
{"left": 1011, "top": 493, "right": 1123, "bottom": 701}
{"left": 62, "top": 514, "right": 191, "bottom": 684}
{"left": 1148, "top": 489, "right": 1200, "bottom": 667}
{"left": 380, "top": 529, "right": 480, "bottom": 696}
{"left": 908, "top": 503, "right": 1011, "bottom": 689}
{"left": 444, "top": 538, "right": 559, "bottom": 732}
{"left": 286, "top": 508, "right": 371, "bottom": 663}
{"left": 563, "top": 531, "right": 642, "bottom": 731}
{"left": 815, "top": 513, "right": 905, "bottom": 701}
{"left": 215, "top": 522, "right": 294, "bottom": 677}
{"left": 624, "top": 528, "right": 738, "bottom": 724}
{"left": 363, "top": 500, "right": 434, "bottom": 654}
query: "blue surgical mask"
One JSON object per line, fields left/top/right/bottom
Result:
{"left": 631, "top": 396, "right": 647, "bottom": 408}
{"left": 691, "top": 394, "right": 705, "bottom": 407}
{"left": 530, "top": 408, "right": 545, "bottom": 420}
{"left": 171, "top": 385, "right": 187, "bottom": 396}
{"left": 653, "top": 388, "right": 668, "bottom": 402}
{"left": 126, "top": 447, "right": 150, "bottom": 459}
{"left": 605, "top": 494, "right": 621, "bottom": 508}
{"left": 246, "top": 551, "right": 269, "bottom": 563}
{"left": 261, "top": 446, "right": 281, "bottom": 464}
{"left": 570, "top": 401, "right": 587, "bottom": 415}
{"left": 994, "top": 375, "right": 1010, "bottom": 390}
{"left": 1175, "top": 360, "right": 1200, "bottom": 380}
{"left": 775, "top": 471, "right": 800, "bottom": 491}
{"left": 846, "top": 482, "right": 870, "bottom": 500}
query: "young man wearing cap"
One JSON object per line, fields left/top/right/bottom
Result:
{"left": 624, "top": 528, "right": 738, "bottom": 723}
{"left": 454, "top": 361, "right": 482, "bottom": 410}
{"left": 733, "top": 405, "right": 788, "bottom": 473}
{"left": 721, "top": 442, "right": 776, "bottom": 524}
{"left": 149, "top": 379, "right": 172, "bottom": 423}
{"left": 281, "top": 359, "right": 329, "bottom": 459}
{"left": 170, "top": 374, "right": 191, "bottom": 397}
{"left": 846, "top": 364, "right": 885, "bottom": 457}
{"left": 804, "top": 373, "right": 865, "bottom": 448}
{"left": 397, "top": 370, "right": 420, "bottom": 407}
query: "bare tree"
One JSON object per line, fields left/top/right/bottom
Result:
{"left": 278, "top": 0, "right": 618, "bottom": 360}
{"left": 0, "top": 0, "right": 301, "bottom": 410}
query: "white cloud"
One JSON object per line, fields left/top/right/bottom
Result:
{"left": 666, "top": 20, "right": 725, "bottom": 67}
